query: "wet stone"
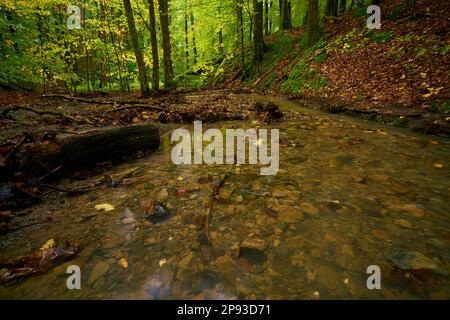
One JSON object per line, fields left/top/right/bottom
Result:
{"left": 273, "top": 205, "right": 303, "bottom": 223}
{"left": 191, "top": 269, "right": 223, "bottom": 293}
{"left": 88, "top": 261, "right": 110, "bottom": 285}
{"left": 389, "top": 250, "right": 445, "bottom": 274}
{"left": 239, "top": 247, "right": 267, "bottom": 266}
{"left": 300, "top": 202, "right": 319, "bottom": 216}
{"left": 241, "top": 238, "right": 266, "bottom": 251}
{"left": 395, "top": 219, "right": 413, "bottom": 228}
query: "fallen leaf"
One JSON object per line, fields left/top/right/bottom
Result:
{"left": 40, "top": 239, "right": 55, "bottom": 250}
{"left": 118, "top": 258, "right": 128, "bottom": 269}
{"left": 94, "top": 203, "right": 115, "bottom": 212}
{"left": 371, "top": 229, "right": 390, "bottom": 241}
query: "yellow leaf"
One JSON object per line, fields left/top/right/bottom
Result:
{"left": 5, "top": 39, "right": 14, "bottom": 47}
{"left": 433, "top": 163, "right": 443, "bottom": 168}
{"left": 118, "top": 258, "right": 128, "bottom": 269}
{"left": 40, "top": 239, "right": 55, "bottom": 250}
{"left": 95, "top": 203, "right": 115, "bottom": 212}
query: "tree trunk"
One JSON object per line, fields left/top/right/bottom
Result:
{"left": 123, "top": 0, "right": 150, "bottom": 96}
{"left": 332, "top": 0, "right": 338, "bottom": 17}
{"left": 279, "top": 0, "right": 291, "bottom": 30}
{"left": 184, "top": 12, "right": 189, "bottom": 67}
{"left": 306, "top": 0, "right": 321, "bottom": 47}
{"left": 99, "top": 0, "right": 110, "bottom": 91}
{"left": 158, "top": 0, "right": 174, "bottom": 89}
{"left": 236, "top": 0, "right": 245, "bottom": 71}
{"left": 325, "top": 0, "right": 333, "bottom": 16}
{"left": 148, "top": 0, "right": 160, "bottom": 92}
{"left": 339, "top": 0, "right": 346, "bottom": 15}
{"left": 217, "top": 8, "right": 224, "bottom": 56}
{"left": 264, "top": 0, "right": 269, "bottom": 36}
{"left": 189, "top": 4, "right": 198, "bottom": 65}
{"left": 106, "top": 7, "right": 125, "bottom": 93}
{"left": 253, "top": 0, "right": 264, "bottom": 64}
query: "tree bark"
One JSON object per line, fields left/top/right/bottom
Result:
{"left": 148, "top": 0, "right": 160, "bottom": 92}
{"left": 253, "top": 0, "right": 265, "bottom": 64}
{"left": 236, "top": 0, "right": 245, "bottom": 71}
{"left": 184, "top": 12, "right": 189, "bottom": 67}
{"left": 279, "top": 0, "right": 291, "bottom": 30}
{"left": 123, "top": 0, "right": 150, "bottom": 96}
{"left": 306, "top": 0, "right": 321, "bottom": 47}
{"left": 339, "top": 0, "right": 347, "bottom": 15}
{"left": 264, "top": 0, "right": 269, "bottom": 36}
{"left": 189, "top": 3, "right": 198, "bottom": 65}
{"left": 16, "top": 124, "right": 160, "bottom": 178}
{"left": 158, "top": 0, "right": 174, "bottom": 89}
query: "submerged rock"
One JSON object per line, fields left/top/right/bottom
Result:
{"left": 88, "top": 261, "right": 110, "bottom": 285}
{"left": 389, "top": 250, "right": 446, "bottom": 275}
{"left": 239, "top": 247, "right": 267, "bottom": 266}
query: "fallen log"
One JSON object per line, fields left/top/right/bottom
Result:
{"left": 17, "top": 124, "right": 160, "bottom": 177}
{"left": 1, "top": 125, "right": 160, "bottom": 211}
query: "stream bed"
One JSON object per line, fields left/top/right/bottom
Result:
{"left": 1, "top": 94, "right": 449, "bottom": 299}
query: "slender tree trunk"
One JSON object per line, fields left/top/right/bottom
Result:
{"left": 339, "top": 0, "right": 346, "bottom": 15}
{"left": 236, "top": 0, "right": 245, "bottom": 71}
{"left": 332, "top": 0, "right": 338, "bottom": 17}
{"left": 264, "top": 0, "right": 269, "bottom": 36}
{"left": 37, "top": 13, "right": 47, "bottom": 93}
{"left": 249, "top": 12, "right": 253, "bottom": 41}
{"left": 279, "top": 0, "right": 291, "bottom": 30}
{"left": 148, "top": 0, "right": 159, "bottom": 92}
{"left": 106, "top": 8, "right": 125, "bottom": 92}
{"left": 306, "top": 0, "right": 321, "bottom": 47}
{"left": 99, "top": 0, "right": 108, "bottom": 90}
{"left": 217, "top": 8, "right": 223, "bottom": 56}
{"left": 253, "top": 0, "right": 264, "bottom": 64}
{"left": 269, "top": 0, "right": 272, "bottom": 34}
{"left": 325, "top": 0, "right": 333, "bottom": 16}
{"left": 158, "top": 0, "right": 174, "bottom": 89}
{"left": 184, "top": 12, "right": 189, "bottom": 67}
{"left": 189, "top": 2, "right": 198, "bottom": 65}
{"left": 123, "top": 0, "right": 150, "bottom": 95}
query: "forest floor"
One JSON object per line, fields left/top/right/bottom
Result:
{"left": 216, "top": 0, "right": 450, "bottom": 135}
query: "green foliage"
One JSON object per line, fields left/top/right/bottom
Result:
{"left": 365, "top": 31, "right": 394, "bottom": 44}
{"left": 280, "top": 42, "right": 328, "bottom": 94}
{"left": 352, "top": 7, "right": 367, "bottom": 17}
{"left": 313, "top": 52, "right": 328, "bottom": 64}
{"left": 442, "top": 100, "right": 450, "bottom": 116}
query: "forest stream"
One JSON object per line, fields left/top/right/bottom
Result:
{"left": 0, "top": 94, "right": 449, "bottom": 300}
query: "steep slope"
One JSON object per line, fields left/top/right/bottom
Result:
{"left": 216, "top": 0, "right": 450, "bottom": 135}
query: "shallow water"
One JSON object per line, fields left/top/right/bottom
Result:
{"left": 1, "top": 95, "right": 449, "bottom": 299}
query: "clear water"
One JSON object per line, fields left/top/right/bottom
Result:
{"left": 1, "top": 95, "right": 449, "bottom": 299}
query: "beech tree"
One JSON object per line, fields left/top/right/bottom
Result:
{"left": 158, "top": 0, "right": 174, "bottom": 89}
{"left": 306, "top": 0, "right": 321, "bottom": 47}
{"left": 123, "top": 0, "right": 150, "bottom": 95}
